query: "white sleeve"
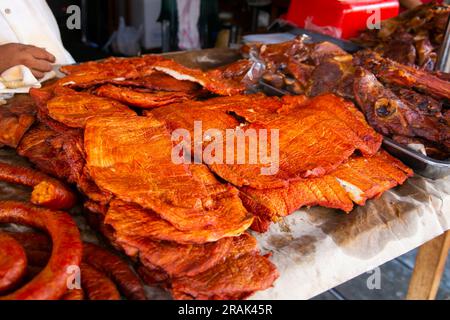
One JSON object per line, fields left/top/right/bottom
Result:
{"left": 0, "top": 0, "right": 75, "bottom": 65}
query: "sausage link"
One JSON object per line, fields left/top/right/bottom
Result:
{"left": 0, "top": 162, "right": 76, "bottom": 210}
{"left": 0, "top": 201, "right": 82, "bottom": 300}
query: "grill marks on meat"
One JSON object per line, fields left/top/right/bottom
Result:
{"left": 165, "top": 94, "right": 380, "bottom": 188}
{"left": 60, "top": 55, "right": 244, "bottom": 96}
{"left": 240, "top": 151, "right": 413, "bottom": 232}
{"left": 0, "top": 162, "right": 76, "bottom": 210}
{"left": 46, "top": 91, "right": 136, "bottom": 128}
{"left": 332, "top": 151, "right": 413, "bottom": 202}
{"left": 84, "top": 116, "right": 253, "bottom": 233}
{"left": 0, "top": 202, "right": 82, "bottom": 300}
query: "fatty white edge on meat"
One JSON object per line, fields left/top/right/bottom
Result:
{"left": 154, "top": 66, "right": 204, "bottom": 86}
{"left": 335, "top": 178, "right": 364, "bottom": 203}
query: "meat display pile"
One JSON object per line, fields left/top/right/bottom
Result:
{"left": 247, "top": 36, "right": 450, "bottom": 160}
{"left": 354, "top": 1, "right": 450, "bottom": 71}
{"left": 1, "top": 30, "right": 425, "bottom": 298}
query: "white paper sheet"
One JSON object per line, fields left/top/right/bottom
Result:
{"left": 251, "top": 175, "right": 450, "bottom": 299}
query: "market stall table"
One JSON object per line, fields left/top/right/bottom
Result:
{"left": 0, "top": 48, "right": 449, "bottom": 300}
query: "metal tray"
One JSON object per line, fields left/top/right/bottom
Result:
{"left": 259, "top": 81, "right": 450, "bottom": 180}
{"left": 383, "top": 138, "right": 450, "bottom": 180}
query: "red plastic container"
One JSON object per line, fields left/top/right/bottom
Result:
{"left": 285, "top": 0, "right": 399, "bottom": 39}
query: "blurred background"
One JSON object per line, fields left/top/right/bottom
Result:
{"left": 47, "top": 0, "right": 287, "bottom": 61}
{"left": 45, "top": 0, "right": 449, "bottom": 61}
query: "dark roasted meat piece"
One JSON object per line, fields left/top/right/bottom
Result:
{"left": 354, "top": 2, "right": 450, "bottom": 70}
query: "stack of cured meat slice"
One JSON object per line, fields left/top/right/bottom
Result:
{"left": 149, "top": 92, "right": 413, "bottom": 232}
{"left": 11, "top": 54, "right": 414, "bottom": 300}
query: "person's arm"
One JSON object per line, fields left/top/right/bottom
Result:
{"left": 399, "top": 0, "right": 423, "bottom": 9}
{"left": 0, "top": 43, "right": 56, "bottom": 79}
